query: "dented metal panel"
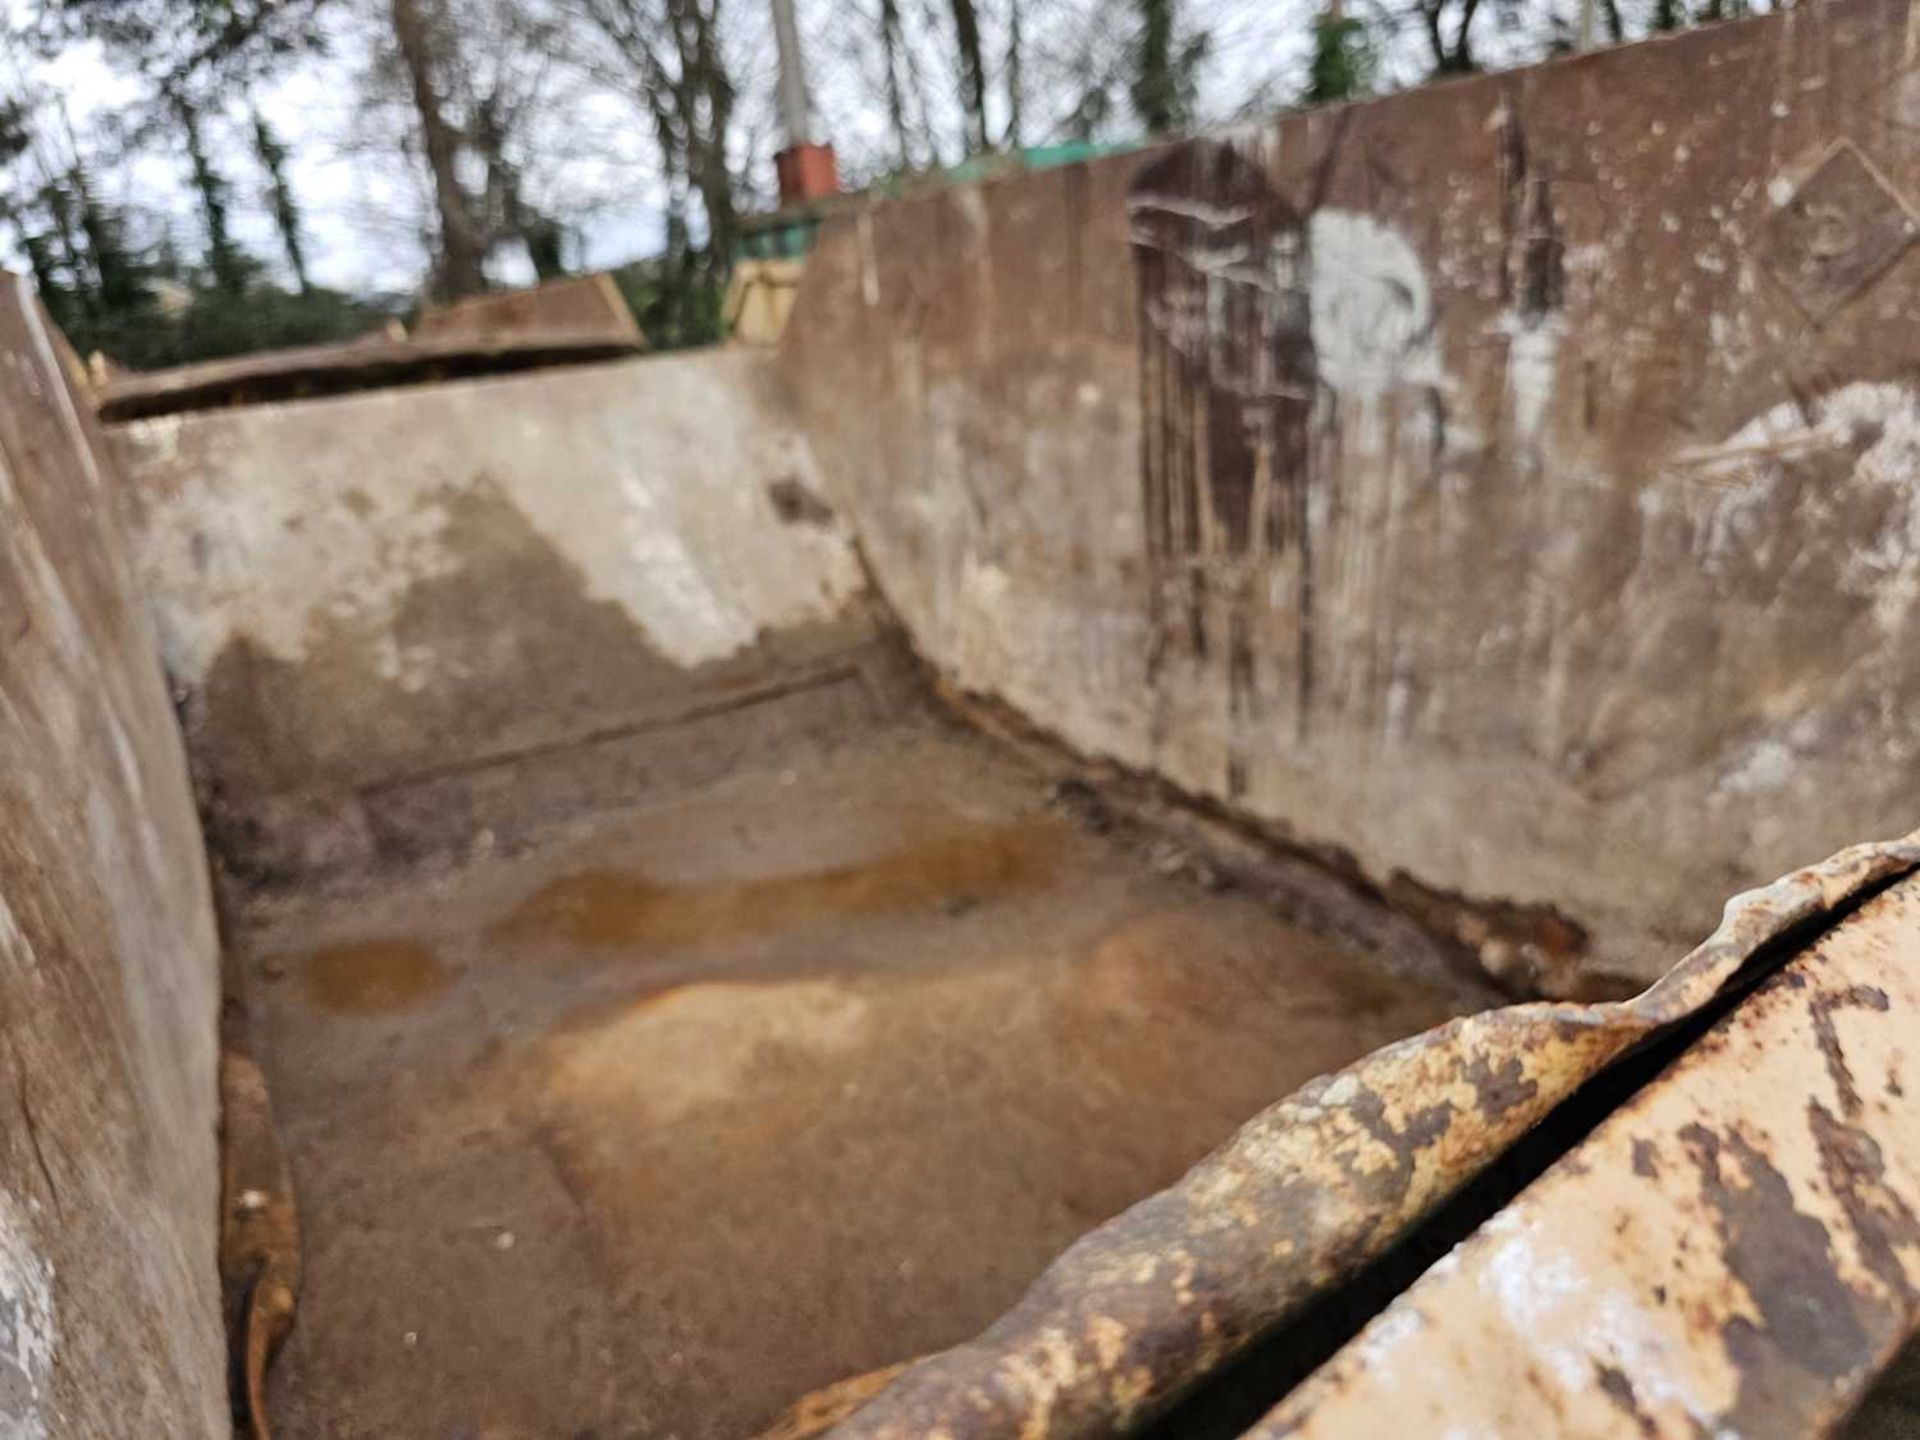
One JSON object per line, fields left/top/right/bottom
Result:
{"left": 1258, "top": 870, "right": 1920, "bottom": 1439}
{"left": 815, "top": 833, "right": 1920, "bottom": 1439}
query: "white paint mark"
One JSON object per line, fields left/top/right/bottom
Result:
{"left": 1661, "top": 383, "right": 1920, "bottom": 629}
{"left": 956, "top": 186, "right": 990, "bottom": 238}
{"left": 1580, "top": 1286, "right": 1724, "bottom": 1424}
{"left": 1498, "top": 314, "right": 1564, "bottom": 448}
{"left": 1321, "top": 1073, "right": 1361, "bottom": 1105}
{"left": 615, "top": 476, "right": 758, "bottom": 666}
{"left": 1126, "top": 193, "right": 1255, "bottom": 228}
{"left": 1717, "top": 738, "right": 1795, "bottom": 797}
{"left": 857, "top": 211, "right": 880, "bottom": 307}
{"left": 1307, "top": 211, "right": 1439, "bottom": 402}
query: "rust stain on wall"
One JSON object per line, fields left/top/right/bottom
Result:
{"left": 781, "top": 0, "right": 1920, "bottom": 992}
{"left": 1128, "top": 140, "right": 1316, "bottom": 783}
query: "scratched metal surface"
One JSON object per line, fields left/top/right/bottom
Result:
{"left": 803, "top": 832, "right": 1920, "bottom": 1439}
{"left": 1258, "top": 868, "right": 1920, "bottom": 1439}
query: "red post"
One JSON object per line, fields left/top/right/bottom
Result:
{"left": 775, "top": 143, "right": 839, "bottom": 208}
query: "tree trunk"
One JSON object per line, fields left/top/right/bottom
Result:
{"left": 473, "top": 96, "right": 567, "bottom": 281}
{"left": 948, "top": 0, "right": 989, "bottom": 152}
{"left": 1003, "top": 0, "right": 1023, "bottom": 147}
{"left": 878, "top": 0, "right": 913, "bottom": 167}
{"left": 251, "top": 110, "right": 310, "bottom": 293}
{"left": 579, "top": 0, "right": 737, "bottom": 263}
{"left": 389, "top": 0, "right": 485, "bottom": 298}
{"left": 175, "top": 94, "right": 244, "bottom": 293}
{"left": 1421, "top": 0, "right": 1481, "bottom": 72}
{"left": 671, "top": 0, "right": 737, "bottom": 261}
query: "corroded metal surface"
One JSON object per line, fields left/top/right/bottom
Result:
{"left": 1256, "top": 869, "right": 1920, "bottom": 1439}
{"left": 95, "top": 328, "right": 642, "bottom": 421}
{"left": 219, "top": 1051, "right": 301, "bottom": 1440}
{"left": 410, "top": 273, "right": 642, "bottom": 346}
{"left": 758, "top": 1361, "right": 919, "bottom": 1440}
{"left": 818, "top": 833, "right": 1920, "bottom": 1438}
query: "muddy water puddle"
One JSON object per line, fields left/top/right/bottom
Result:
{"left": 278, "top": 818, "right": 1069, "bottom": 1016}
{"left": 495, "top": 817, "right": 1068, "bottom": 949}
{"left": 295, "top": 939, "right": 449, "bottom": 1015}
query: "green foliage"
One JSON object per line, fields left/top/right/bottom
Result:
{"left": 95, "top": 282, "right": 392, "bottom": 370}
{"left": 0, "top": 0, "right": 393, "bottom": 369}
{"left": 610, "top": 255, "right": 726, "bottom": 352}
{"left": 1128, "top": 0, "right": 1208, "bottom": 134}
{"left": 13, "top": 165, "right": 158, "bottom": 339}
{"left": 1303, "top": 11, "right": 1376, "bottom": 105}
{"left": 0, "top": 105, "right": 381, "bottom": 368}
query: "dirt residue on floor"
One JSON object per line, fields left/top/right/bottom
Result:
{"left": 241, "top": 719, "right": 1483, "bottom": 1440}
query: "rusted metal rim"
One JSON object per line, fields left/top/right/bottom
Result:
{"left": 96, "top": 330, "right": 644, "bottom": 424}
{"left": 787, "top": 832, "right": 1920, "bottom": 1440}
{"left": 1262, "top": 868, "right": 1920, "bottom": 1438}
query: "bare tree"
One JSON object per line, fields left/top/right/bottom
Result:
{"left": 948, "top": 0, "right": 989, "bottom": 151}
{"left": 168, "top": 86, "right": 248, "bottom": 292}
{"left": 457, "top": 4, "right": 578, "bottom": 279}
{"left": 1415, "top": 0, "right": 1484, "bottom": 71}
{"left": 250, "top": 108, "right": 311, "bottom": 292}
{"left": 388, "top": 0, "right": 487, "bottom": 296}
{"left": 876, "top": 0, "right": 917, "bottom": 164}
{"left": 572, "top": 0, "right": 739, "bottom": 260}
{"left": 1003, "top": 0, "right": 1023, "bottom": 145}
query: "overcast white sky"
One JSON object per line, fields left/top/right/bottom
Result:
{"left": 2, "top": 0, "right": 1560, "bottom": 297}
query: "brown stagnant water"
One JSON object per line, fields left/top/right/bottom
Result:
{"left": 290, "top": 817, "right": 1065, "bottom": 1013}
{"left": 300, "top": 938, "right": 450, "bottom": 1015}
